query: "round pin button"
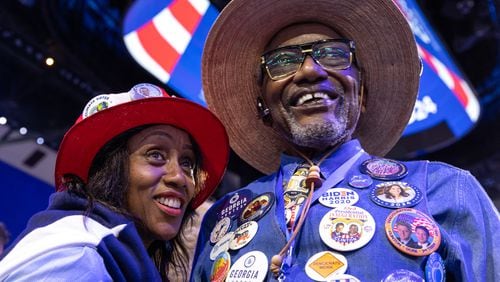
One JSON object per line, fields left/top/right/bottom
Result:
{"left": 210, "top": 232, "right": 234, "bottom": 260}
{"left": 425, "top": 252, "right": 446, "bottom": 282}
{"left": 385, "top": 208, "right": 441, "bottom": 256}
{"left": 304, "top": 251, "right": 348, "bottom": 281}
{"left": 370, "top": 181, "right": 422, "bottom": 209}
{"left": 210, "top": 251, "right": 231, "bottom": 282}
{"left": 319, "top": 188, "right": 359, "bottom": 208}
{"left": 382, "top": 269, "right": 424, "bottom": 282}
{"left": 229, "top": 221, "right": 258, "bottom": 250}
{"left": 239, "top": 192, "right": 274, "bottom": 225}
{"left": 82, "top": 93, "right": 130, "bottom": 118}
{"left": 360, "top": 158, "right": 408, "bottom": 180}
{"left": 210, "top": 217, "right": 232, "bottom": 244}
{"left": 348, "top": 174, "right": 373, "bottom": 189}
{"left": 226, "top": 251, "right": 268, "bottom": 281}
{"left": 319, "top": 206, "right": 376, "bottom": 251}
{"left": 131, "top": 83, "right": 164, "bottom": 99}
{"left": 216, "top": 190, "right": 252, "bottom": 221}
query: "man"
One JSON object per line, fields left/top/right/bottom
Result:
{"left": 415, "top": 225, "right": 431, "bottom": 249}
{"left": 395, "top": 221, "right": 419, "bottom": 249}
{"left": 192, "top": 0, "right": 500, "bottom": 281}
{"left": 332, "top": 222, "right": 345, "bottom": 239}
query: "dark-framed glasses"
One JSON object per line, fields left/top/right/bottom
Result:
{"left": 261, "top": 39, "right": 355, "bottom": 80}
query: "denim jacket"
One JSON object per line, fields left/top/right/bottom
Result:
{"left": 191, "top": 140, "right": 500, "bottom": 281}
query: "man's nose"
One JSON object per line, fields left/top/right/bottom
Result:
{"left": 293, "top": 55, "right": 328, "bottom": 82}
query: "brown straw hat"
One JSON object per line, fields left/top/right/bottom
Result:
{"left": 203, "top": 0, "right": 421, "bottom": 174}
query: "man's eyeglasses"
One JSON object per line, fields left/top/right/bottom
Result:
{"left": 260, "top": 39, "right": 355, "bottom": 81}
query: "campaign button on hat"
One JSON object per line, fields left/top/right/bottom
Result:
{"left": 239, "top": 192, "right": 274, "bottom": 224}
{"left": 305, "top": 251, "right": 348, "bottom": 281}
{"left": 210, "top": 251, "right": 231, "bottom": 282}
{"left": 216, "top": 190, "right": 252, "bottom": 221}
{"left": 230, "top": 221, "right": 258, "bottom": 250}
{"left": 385, "top": 208, "right": 441, "bottom": 256}
{"left": 319, "top": 188, "right": 359, "bottom": 208}
{"left": 328, "top": 274, "right": 360, "bottom": 282}
{"left": 348, "top": 174, "right": 373, "bottom": 189}
{"left": 360, "top": 158, "right": 408, "bottom": 180}
{"left": 226, "top": 251, "right": 268, "bottom": 281}
{"left": 425, "top": 252, "right": 446, "bottom": 282}
{"left": 370, "top": 181, "right": 422, "bottom": 209}
{"left": 210, "top": 217, "right": 232, "bottom": 244}
{"left": 82, "top": 92, "right": 130, "bottom": 118}
{"left": 131, "top": 83, "right": 164, "bottom": 99}
{"left": 319, "top": 206, "right": 376, "bottom": 251}
{"left": 210, "top": 232, "right": 234, "bottom": 260}
{"left": 382, "top": 269, "right": 424, "bottom": 282}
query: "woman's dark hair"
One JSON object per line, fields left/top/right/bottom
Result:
{"left": 384, "top": 185, "right": 410, "bottom": 199}
{"left": 63, "top": 125, "right": 202, "bottom": 281}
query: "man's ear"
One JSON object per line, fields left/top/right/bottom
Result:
{"left": 256, "top": 96, "right": 272, "bottom": 126}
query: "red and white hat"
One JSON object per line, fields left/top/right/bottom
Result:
{"left": 55, "top": 83, "right": 229, "bottom": 209}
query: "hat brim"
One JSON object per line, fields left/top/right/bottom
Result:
{"left": 55, "top": 97, "right": 229, "bottom": 209}
{"left": 203, "top": 0, "right": 420, "bottom": 174}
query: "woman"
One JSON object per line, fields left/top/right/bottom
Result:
{"left": 383, "top": 184, "right": 410, "bottom": 202}
{"left": 0, "top": 83, "right": 229, "bottom": 281}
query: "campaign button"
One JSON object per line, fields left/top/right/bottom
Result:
{"left": 229, "top": 221, "right": 258, "bottom": 250}
{"left": 327, "top": 274, "right": 360, "bottom": 282}
{"left": 382, "top": 269, "right": 424, "bottom": 282}
{"left": 425, "top": 252, "right": 446, "bottom": 282}
{"left": 360, "top": 158, "right": 408, "bottom": 180}
{"left": 285, "top": 204, "right": 299, "bottom": 226}
{"left": 239, "top": 192, "right": 274, "bottom": 224}
{"left": 131, "top": 83, "right": 164, "bottom": 99}
{"left": 348, "top": 174, "right": 373, "bottom": 189}
{"left": 305, "top": 251, "right": 348, "bottom": 281}
{"left": 216, "top": 190, "right": 252, "bottom": 221}
{"left": 319, "top": 206, "right": 376, "bottom": 251}
{"left": 385, "top": 208, "right": 441, "bottom": 256}
{"left": 210, "top": 232, "right": 234, "bottom": 260}
{"left": 284, "top": 190, "right": 308, "bottom": 208}
{"left": 319, "top": 188, "right": 359, "bottom": 208}
{"left": 210, "top": 217, "right": 232, "bottom": 244}
{"left": 210, "top": 251, "right": 231, "bottom": 282}
{"left": 226, "top": 251, "right": 268, "bottom": 281}
{"left": 370, "top": 181, "right": 422, "bottom": 209}
{"left": 82, "top": 93, "right": 132, "bottom": 118}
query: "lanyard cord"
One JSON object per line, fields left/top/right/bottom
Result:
{"left": 270, "top": 145, "right": 338, "bottom": 277}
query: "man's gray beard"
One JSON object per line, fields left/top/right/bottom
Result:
{"left": 284, "top": 107, "right": 350, "bottom": 150}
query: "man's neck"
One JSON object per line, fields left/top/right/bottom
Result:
{"left": 284, "top": 143, "right": 343, "bottom": 161}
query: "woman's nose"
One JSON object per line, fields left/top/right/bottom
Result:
{"left": 162, "top": 161, "right": 187, "bottom": 189}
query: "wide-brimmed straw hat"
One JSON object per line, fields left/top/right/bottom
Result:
{"left": 203, "top": 0, "right": 421, "bottom": 174}
{"left": 55, "top": 83, "right": 229, "bottom": 209}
